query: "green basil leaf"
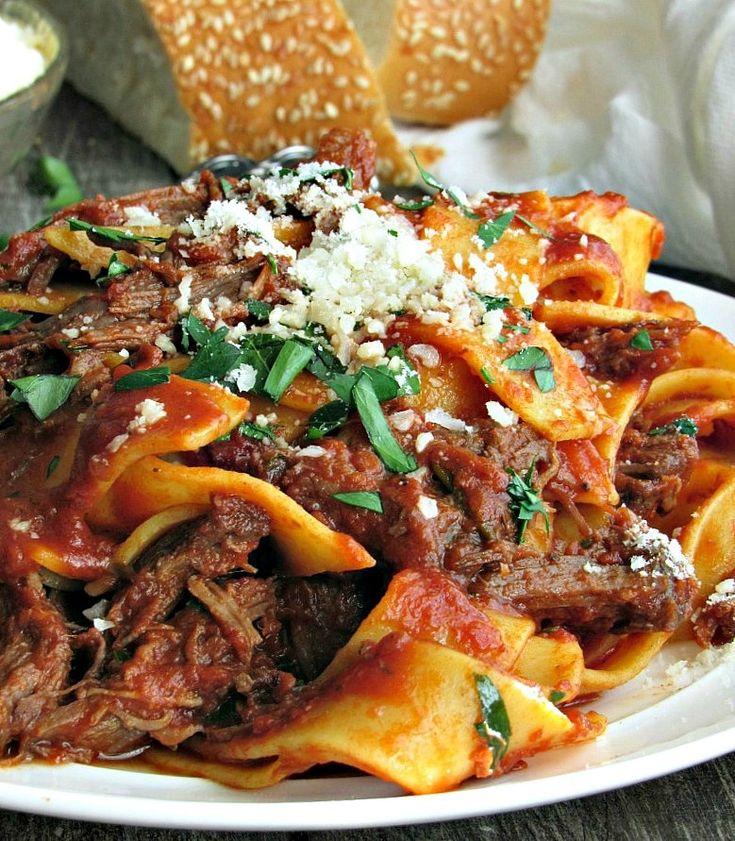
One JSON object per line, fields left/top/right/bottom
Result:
{"left": 96, "top": 252, "right": 131, "bottom": 286}
{"left": 183, "top": 328, "right": 242, "bottom": 382}
{"left": 505, "top": 460, "right": 550, "bottom": 543}
{"left": 629, "top": 328, "right": 654, "bottom": 350}
{"left": 68, "top": 217, "right": 168, "bottom": 244}
{"left": 394, "top": 197, "right": 433, "bottom": 212}
{"left": 321, "top": 372, "right": 356, "bottom": 404}
{"left": 503, "top": 347, "right": 555, "bottom": 392}
{"left": 263, "top": 339, "right": 314, "bottom": 401}
{"left": 245, "top": 299, "right": 272, "bottom": 322}
{"left": 238, "top": 421, "right": 277, "bottom": 441}
{"left": 477, "top": 211, "right": 515, "bottom": 249}
{"left": 352, "top": 373, "right": 417, "bottom": 473}
{"left": 114, "top": 366, "right": 171, "bottom": 391}
{"left": 360, "top": 366, "right": 399, "bottom": 402}
{"left": 9, "top": 374, "right": 81, "bottom": 421}
{"left": 476, "top": 294, "right": 511, "bottom": 312}
{"left": 382, "top": 345, "right": 420, "bottom": 397}
{"left": 649, "top": 416, "right": 699, "bottom": 437}
{"left": 37, "top": 155, "right": 83, "bottom": 213}
{"left": 306, "top": 399, "right": 350, "bottom": 440}
{"left": 332, "top": 491, "right": 383, "bottom": 513}
{"left": 238, "top": 333, "right": 285, "bottom": 392}
{"left": 0, "top": 309, "right": 28, "bottom": 332}
{"left": 180, "top": 312, "right": 212, "bottom": 352}
{"left": 474, "top": 674, "right": 511, "bottom": 770}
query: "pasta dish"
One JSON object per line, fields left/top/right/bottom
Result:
{"left": 0, "top": 129, "right": 733, "bottom": 794}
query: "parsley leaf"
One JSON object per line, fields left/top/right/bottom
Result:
{"left": 114, "top": 366, "right": 171, "bottom": 391}
{"left": 0, "top": 309, "right": 29, "bottom": 332}
{"left": 183, "top": 327, "right": 242, "bottom": 382}
{"left": 515, "top": 213, "right": 553, "bottom": 239}
{"left": 549, "top": 689, "right": 566, "bottom": 705}
{"left": 306, "top": 399, "right": 350, "bottom": 440}
{"left": 503, "top": 346, "right": 556, "bottom": 393}
{"left": 245, "top": 299, "right": 272, "bottom": 322}
{"left": 410, "top": 152, "right": 479, "bottom": 219}
{"left": 394, "top": 197, "right": 433, "bottom": 212}
{"left": 263, "top": 339, "right": 314, "bottom": 402}
{"left": 629, "top": 328, "right": 654, "bottom": 350}
{"left": 382, "top": 345, "right": 420, "bottom": 396}
{"left": 238, "top": 421, "right": 277, "bottom": 441}
{"left": 477, "top": 211, "right": 515, "bottom": 249}
{"left": 352, "top": 373, "right": 417, "bottom": 473}
{"left": 480, "top": 366, "right": 495, "bottom": 385}
{"left": 36, "top": 155, "right": 83, "bottom": 213}
{"left": 46, "top": 455, "right": 61, "bottom": 478}
{"left": 476, "top": 294, "right": 511, "bottom": 312}
{"left": 180, "top": 312, "right": 212, "bottom": 352}
{"left": 9, "top": 374, "right": 80, "bottom": 421}
{"left": 506, "top": 461, "right": 550, "bottom": 543}
{"left": 68, "top": 217, "right": 168, "bottom": 244}
{"left": 332, "top": 491, "right": 383, "bottom": 513}
{"left": 96, "top": 252, "right": 131, "bottom": 286}
{"left": 649, "top": 416, "right": 699, "bottom": 437}
{"left": 474, "top": 674, "right": 511, "bottom": 771}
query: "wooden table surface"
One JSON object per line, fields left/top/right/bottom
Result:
{"left": 0, "top": 85, "right": 733, "bottom": 840}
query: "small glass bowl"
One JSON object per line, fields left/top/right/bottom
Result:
{"left": 0, "top": 0, "right": 67, "bottom": 176}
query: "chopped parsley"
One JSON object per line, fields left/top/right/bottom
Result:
{"left": 114, "top": 366, "right": 171, "bottom": 391}
{"left": 477, "top": 211, "right": 515, "bottom": 249}
{"left": 96, "top": 252, "right": 131, "bottom": 286}
{"left": 266, "top": 254, "right": 279, "bottom": 275}
{"left": 68, "top": 217, "right": 168, "bottom": 244}
{"left": 36, "top": 155, "right": 83, "bottom": 213}
{"left": 0, "top": 309, "right": 29, "bottom": 333}
{"left": 238, "top": 421, "right": 277, "bottom": 441}
{"left": 549, "top": 690, "right": 566, "bottom": 705}
{"left": 480, "top": 366, "right": 495, "bottom": 385}
{"left": 393, "top": 197, "right": 434, "bottom": 212}
{"left": 245, "top": 298, "right": 272, "bottom": 322}
{"left": 332, "top": 491, "right": 383, "bottom": 513}
{"left": 352, "top": 373, "right": 417, "bottom": 473}
{"left": 306, "top": 399, "right": 350, "bottom": 440}
{"left": 263, "top": 339, "right": 314, "bottom": 402}
{"left": 9, "top": 374, "right": 81, "bottom": 421}
{"left": 629, "top": 328, "right": 654, "bottom": 351}
{"left": 506, "top": 461, "right": 550, "bottom": 543}
{"left": 476, "top": 294, "right": 511, "bottom": 312}
{"left": 411, "top": 152, "right": 479, "bottom": 219}
{"left": 503, "top": 346, "right": 556, "bottom": 393}
{"left": 649, "top": 417, "right": 699, "bottom": 437}
{"left": 182, "top": 326, "right": 242, "bottom": 383}
{"left": 474, "top": 674, "right": 511, "bottom": 771}
{"left": 46, "top": 455, "right": 61, "bottom": 478}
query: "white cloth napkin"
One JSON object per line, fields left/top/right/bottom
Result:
{"left": 396, "top": 0, "right": 735, "bottom": 281}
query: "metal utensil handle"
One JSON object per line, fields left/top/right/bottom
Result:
{"left": 187, "top": 145, "right": 315, "bottom": 181}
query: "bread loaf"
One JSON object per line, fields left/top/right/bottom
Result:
{"left": 345, "top": 0, "right": 550, "bottom": 125}
{"left": 39, "top": 0, "right": 548, "bottom": 181}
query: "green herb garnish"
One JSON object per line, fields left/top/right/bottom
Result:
{"left": 0, "top": 309, "right": 29, "bottom": 332}
{"left": 263, "top": 339, "right": 314, "bottom": 402}
{"left": 238, "top": 421, "right": 277, "bottom": 441}
{"left": 649, "top": 417, "right": 699, "bottom": 437}
{"left": 245, "top": 298, "right": 272, "bottom": 322}
{"left": 506, "top": 460, "right": 550, "bottom": 543}
{"left": 503, "top": 346, "right": 556, "bottom": 393}
{"left": 474, "top": 674, "right": 511, "bottom": 771}
{"left": 352, "top": 373, "right": 417, "bottom": 473}
{"left": 0, "top": 233, "right": 9, "bottom": 251}
{"left": 220, "top": 177, "right": 234, "bottom": 198}
{"left": 480, "top": 366, "right": 495, "bottom": 385}
{"left": 36, "top": 155, "right": 83, "bottom": 213}
{"left": 46, "top": 455, "right": 61, "bottom": 478}
{"left": 332, "top": 491, "right": 383, "bottom": 513}
{"left": 629, "top": 328, "right": 654, "bottom": 351}
{"left": 477, "top": 211, "right": 515, "bottom": 249}
{"left": 411, "top": 152, "right": 479, "bottom": 219}
{"left": 183, "top": 327, "right": 242, "bottom": 382}
{"left": 68, "top": 217, "right": 168, "bottom": 244}
{"left": 306, "top": 399, "right": 350, "bottom": 440}
{"left": 9, "top": 374, "right": 81, "bottom": 421}
{"left": 114, "top": 366, "right": 171, "bottom": 391}
{"left": 549, "top": 689, "right": 566, "bottom": 705}
{"left": 96, "top": 252, "right": 131, "bottom": 286}
{"left": 266, "top": 254, "right": 279, "bottom": 275}
{"left": 180, "top": 312, "right": 212, "bottom": 352}
{"left": 476, "top": 294, "right": 511, "bottom": 312}
{"left": 394, "top": 197, "right": 433, "bottom": 212}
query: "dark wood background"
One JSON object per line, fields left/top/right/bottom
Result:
{"left": 0, "top": 85, "right": 733, "bottom": 839}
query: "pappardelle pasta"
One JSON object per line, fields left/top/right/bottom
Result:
{"left": 0, "top": 129, "right": 733, "bottom": 794}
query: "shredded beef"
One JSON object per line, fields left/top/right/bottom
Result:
{"left": 559, "top": 319, "right": 696, "bottom": 380}
{"left": 693, "top": 597, "right": 735, "bottom": 647}
{"left": 615, "top": 427, "right": 698, "bottom": 519}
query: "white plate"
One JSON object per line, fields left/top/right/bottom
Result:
{"left": 1, "top": 273, "right": 734, "bottom": 831}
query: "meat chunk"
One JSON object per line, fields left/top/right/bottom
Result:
{"left": 615, "top": 427, "right": 698, "bottom": 519}
{"left": 693, "top": 593, "right": 735, "bottom": 647}
{"left": 313, "top": 127, "right": 377, "bottom": 191}
{"left": 559, "top": 319, "right": 696, "bottom": 380}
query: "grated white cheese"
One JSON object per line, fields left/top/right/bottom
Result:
{"left": 390, "top": 410, "right": 416, "bottom": 432}
{"left": 706, "top": 578, "right": 735, "bottom": 606}
{"left": 663, "top": 641, "right": 735, "bottom": 690}
{"left": 425, "top": 408, "right": 474, "bottom": 433}
{"left": 174, "top": 274, "right": 193, "bottom": 314}
{"left": 623, "top": 520, "right": 694, "bottom": 581}
{"left": 415, "top": 431, "right": 434, "bottom": 453}
{"left": 154, "top": 334, "right": 177, "bottom": 355}
{"left": 417, "top": 495, "right": 439, "bottom": 519}
{"left": 225, "top": 363, "right": 258, "bottom": 393}
{"left": 518, "top": 274, "right": 539, "bottom": 306}
{"left": 485, "top": 400, "right": 519, "bottom": 427}
{"left": 123, "top": 206, "right": 162, "bottom": 227}
{"left": 299, "top": 445, "right": 327, "bottom": 458}
{"left": 127, "top": 399, "right": 167, "bottom": 434}
{"left": 407, "top": 343, "right": 440, "bottom": 369}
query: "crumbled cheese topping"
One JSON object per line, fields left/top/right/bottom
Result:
{"left": 174, "top": 274, "right": 193, "bottom": 315}
{"left": 128, "top": 399, "right": 167, "bottom": 432}
{"left": 154, "top": 334, "right": 177, "bottom": 355}
{"left": 485, "top": 400, "right": 519, "bottom": 427}
{"left": 425, "top": 408, "right": 474, "bottom": 433}
{"left": 390, "top": 410, "right": 417, "bottom": 432}
{"left": 415, "top": 431, "right": 435, "bottom": 453}
{"left": 518, "top": 274, "right": 539, "bottom": 306}
{"left": 706, "top": 578, "right": 735, "bottom": 605}
{"left": 225, "top": 363, "right": 258, "bottom": 393}
{"left": 417, "top": 495, "right": 439, "bottom": 519}
{"left": 663, "top": 640, "right": 735, "bottom": 690}
{"left": 623, "top": 521, "right": 694, "bottom": 580}
{"left": 299, "top": 445, "right": 327, "bottom": 458}
{"left": 123, "top": 206, "right": 162, "bottom": 227}
{"left": 407, "top": 343, "right": 440, "bottom": 369}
